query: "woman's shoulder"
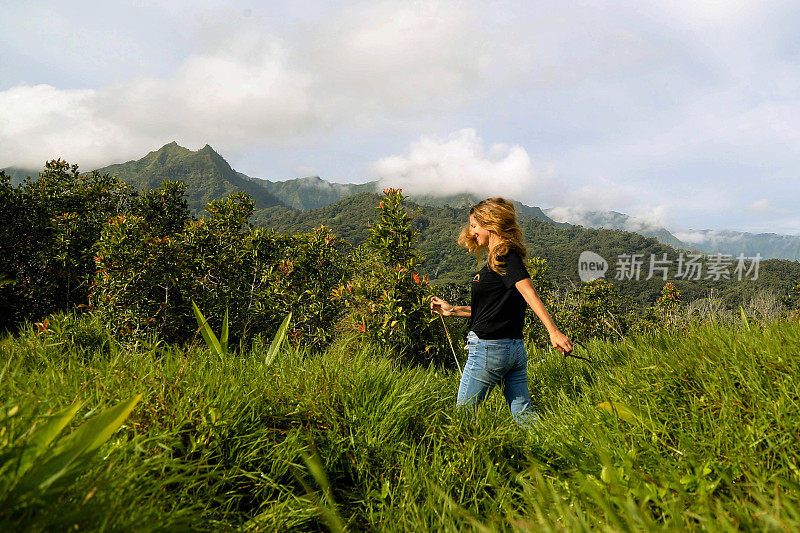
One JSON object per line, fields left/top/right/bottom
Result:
{"left": 499, "top": 248, "right": 526, "bottom": 261}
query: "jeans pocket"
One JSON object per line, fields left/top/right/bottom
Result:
{"left": 482, "top": 342, "right": 508, "bottom": 373}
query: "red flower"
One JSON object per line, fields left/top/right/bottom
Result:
{"left": 413, "top": 273, "right": 420, "bottom": 284}
{"left": 35, "top": 318, "right": 49, "bottom": 334}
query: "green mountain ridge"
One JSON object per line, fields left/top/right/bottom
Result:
{"left": 251, "top": 175, "right": 379, "bottom": 210}
{"left": 8, "top": 141, "right": 794, "bottom": 266}
{"left": 1, "top": 166, "right": 37, "bottom": 187}
{"left": 94, "top": 142, "right": 284, "bottom": 213}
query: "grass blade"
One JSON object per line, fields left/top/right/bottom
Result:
{"left": 740, "top": 306, "right": 751, "bottom": 331}
{"left": 300, "top": 450, "right": 344, "bottom": 533}
{"left": 265, "top": 312, "right": 292, "bottom": 366}
{"left": 12, "top": 402, "right": 82, "bottom": 480}
{"left": 220, "top": 308, "right": 229, "bottom": 354}
{"left": 192, "top": 301, "right": 223, "bottom": 356}
{"left": 13, "top": 394, "right": 142, "bottom": 496}
{"left": 598, "top": 401, "right": 651, "bottom": 430}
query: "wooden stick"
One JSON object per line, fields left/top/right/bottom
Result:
{"left": 439, "top": 314, "right": 463, "bottom": 376}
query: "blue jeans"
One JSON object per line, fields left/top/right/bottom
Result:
{"left": 456, "top": 331, "right": 536, "bottom": 425}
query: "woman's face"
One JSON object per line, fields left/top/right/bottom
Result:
{"left": 469, "top": 214, "right": 491, "bottom": 248}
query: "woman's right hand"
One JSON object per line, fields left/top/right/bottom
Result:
{"left": 430, "top": 296, "right": 454, "bottom": 316}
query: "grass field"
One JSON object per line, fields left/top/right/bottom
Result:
{"left": 2, "top": 314, "right": 800, "bottom": 531}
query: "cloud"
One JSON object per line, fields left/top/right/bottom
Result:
{"left": 749, "top": 199, "right": 772, "bottom": 214}
{"left": 0, "top": 84, "right": 140, "bottom": 169}
{"left": 0, "top": 31, "right": 313, "bottom": 169}
{"left": 545, "top": 204, "right": 671, "bottom": 232}
{"left": 746, "top": 198, "right": 793, "bottom": 216}
{"left": 0, "top": 0, "right": 492, "bottom": 169}
{"left": 369, "top": 128, "right": 544, "bottom": 197}
{"left": 673, "top": 230, "right": 714, "bottom": 245}
{"left": 303, "top": 1, "right": 488, "bottom": 116}
{"left": 623, "top": 205, "right": 672, "bottom": 232}
{"left": 544, "top": 206, "right": 594, "bottom": 226}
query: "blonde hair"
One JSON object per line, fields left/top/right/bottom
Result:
{"left": 458, "top": 197, "right": 527, "bottom": 275}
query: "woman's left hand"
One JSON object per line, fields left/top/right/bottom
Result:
{"left": 549, "top": 330, "right": 573, "bottom": 354}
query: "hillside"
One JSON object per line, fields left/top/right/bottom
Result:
{"left": 674, "top": 229, "right": 800, "bottom": 262}
{"left": 0, "top": 166, "right": 37, "bottom": 187}
{"left": 253, "top": 193, "right": 800, "bottom": 308}
{"left": 94, "top": 142, "right": 284, "bottom": 213}
{"left": 250, "top": 175, "right": 379, "bottom": 210}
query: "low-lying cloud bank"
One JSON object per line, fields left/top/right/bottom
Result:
{"left": 370, "top": 128, "right": 549, "bottom": 198}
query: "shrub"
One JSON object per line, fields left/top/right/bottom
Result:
{"left": 341, "top": 189, "right": 447, "bottom": 366}
{"left": 523, "top": 257, "right": 565, "bottom": 348}
{"left": 91, "top": 192, "right": 350, "bottom": 348}
{"left": 0, "top": 162, "right": 133, "bottom": 331}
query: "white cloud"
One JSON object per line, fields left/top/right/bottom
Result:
{"left": 545, "top": 207, "right": 595, "bottom": 226}
{"left": 748, "top": 199, "right": 772, "bottom": 214}
{"left": 0, "top": 31, "right": 312, "bottom": 169}
{"left": 370, "top": 128, "right": 543, "bottom": 197}
{"left": 0, "top": 0, "right": 493, "bottom": 169}
{"left": 673, "top": 230, "right": 713, "bottom": 245}
{"left": 304, "top": 1, "right": 488, "bottom": 116}
{"left": 0, "top": 84, "right": 141, "bottom": 169}
{"left": 624, "top": 205, "right": 672, "bottom": 231}
{"left": 545, "top": 204, "right": 671, "bottom": 232}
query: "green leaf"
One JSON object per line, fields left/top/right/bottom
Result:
{"left": 11, "top": 402, "right": 82, "bottom": 480}
{"left": 192, "top": 300, "right": 223, "bottom": 356}
{"left": 11, "top": 394, "right": 142, "bottom": 498}
{"left": 265, "top": 312, "right": 292, "bottom": 366}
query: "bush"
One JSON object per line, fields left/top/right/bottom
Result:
{"left": 0, "top": 162, "right": 133, "bottom": 331}
{"left": 341, "top": 189, "right": 448, "bottom": 366}
{"left": 91, "top": 192, "right": 350, "bottom": 348}
{"left": 525, "top": 278, "right": 629, "bottom": 346}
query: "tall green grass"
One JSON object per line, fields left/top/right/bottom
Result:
{"left": 1, "top": 315, "right": 799, "bottom": 530}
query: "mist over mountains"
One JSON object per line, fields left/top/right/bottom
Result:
{"left": 3, "top": 141, "right": 799, "bottom": 261}
{"left": 545, "top": 208, "right": 800, "bottom": 262}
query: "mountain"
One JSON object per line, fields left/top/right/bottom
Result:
{"left": 255, "top": 183, "right": 563, "bottom": 226}
{"left": 94, "top": 142, "right": 284, "bottom": 212}
{"left": 673, "top": 229, "right": 800, "bottom": 262}
{"left": 407, "top": 193, "right": 565, "bottom": 226}
{"left": 83, "top": 142, "right": 799, "bottom": 262}
{"left": 253, "top": 193, "right": 800, "bottom": 308}
{"left": 1, "top": 167, "right": 38, "bottom": 187}
{"left": 544, "top": 207, "right": 800, "bottom": 261}
{"left": 544, "top": 208, "right": 700, "bottom": 251}
{"left": 253, "top": 175, "right": 379, "bottom": 210}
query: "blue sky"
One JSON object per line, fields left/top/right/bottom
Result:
{"left": 2, "top": 0, "right": 799, "bottom": 235}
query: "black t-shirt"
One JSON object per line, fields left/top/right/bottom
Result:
{"left": 469, "top": 250, "right": 531, "bottom": 339}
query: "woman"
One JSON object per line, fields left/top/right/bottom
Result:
{"left": 430, "top": 198, "right": 572, "bottom": 424}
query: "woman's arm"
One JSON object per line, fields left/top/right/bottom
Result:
{"left": 514, "top": 278, "right": 573, "bottom": 353}
{"left": 430, "top": 296, "right": 471, "bottom": 318}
